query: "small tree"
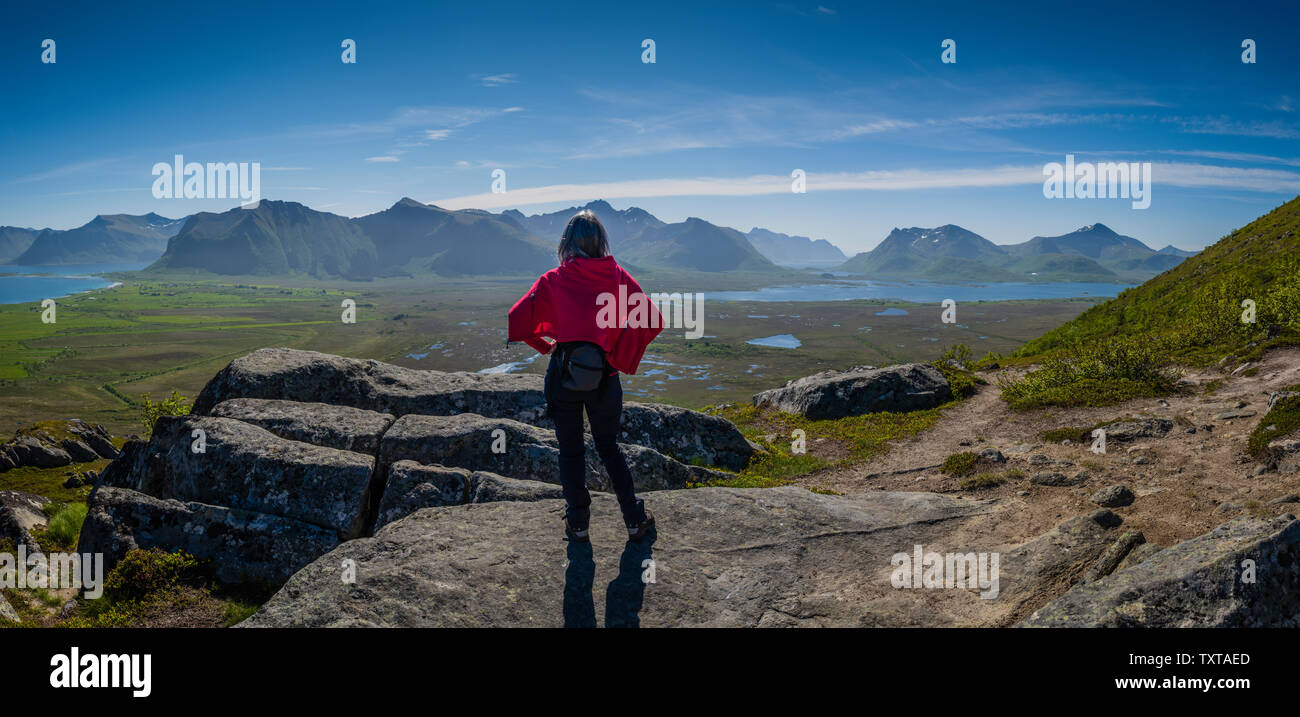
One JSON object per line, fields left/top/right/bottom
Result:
{"left": 138, "top": 390, "right": 193, "bottom": 434}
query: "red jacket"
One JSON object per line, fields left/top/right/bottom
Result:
{"left": 508, "top": 256, "right": 662, "bottom": 375}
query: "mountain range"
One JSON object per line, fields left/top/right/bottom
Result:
{"left": 839, "top": 222, "right": 1195, "bottom": 282}
{"left": 147, "top": 199, "right": 556, "bottom": 279}
{"left": 743, "top": 227, "right": 846, "bottom": 267}
{"left": 3, "top": 197, "right": 1193, "bottom": 283}
{"left": 504, "top": 200, "right": 780, "bottom": 273}
{"left": 1, "top": 213, "right": 185, "bottom": 265}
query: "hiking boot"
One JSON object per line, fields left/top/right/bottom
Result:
{"left": 564, "top": 516, "right": 590, "bottom": 543}
{"left": 564, "top": 505, "right": 590, "bottom": 543}
{"left": 626, "top": 509, "right": 655, "bottom": 541}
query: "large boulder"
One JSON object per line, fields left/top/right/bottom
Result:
{"left": 241, "top": 487, "right": 1119, "bottom": 628}
{"left": 377, "top": 413, "right": 726, "bottom": 494}
{"left": 752, "top": 363, "right": 951, "bottom": 420}
{"left": 210, "top": 398, "right": 395, "bottom": 454}
{"left": 77, "top": 486, "right": 339, "bottom": 585}
{"left": 1020, "top": 515, "right": 1300, "bottom": 627}
{"left": 97, "top": 415, "right": 375, "bottom": 539}
{"left": 192, "top": 348, "right": 752, "bottom": 470}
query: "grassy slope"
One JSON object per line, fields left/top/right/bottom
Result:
{"left": 1015, "top": 196, "right": 1300, "bottom": 364}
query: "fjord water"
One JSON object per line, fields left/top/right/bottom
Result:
{"left": 0, "top": 262, "right": 149, "bottom": 304}
{"left": 708, "top": 280, "right": 1135, "bottom": 303}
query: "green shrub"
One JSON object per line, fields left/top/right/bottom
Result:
{"left": 931, "top": 344, "right": 979, "bottom": 399}
{"left": 1248, "top": 395, "right": 1300, "bottom": 458}
{"left": 138, "top": 389, "right": 192, "bottom": 435}
{"left": 941, "top": 451, "right": 979, "bottom": 477}
{"left": 999, "top": 337, "right": 1180, "bottom": 409}
{"left": 101, "top": 549, "right": 202, "bottom": 604}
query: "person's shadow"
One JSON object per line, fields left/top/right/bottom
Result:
{"left": 562, "top": 527, "right": 657, "bottom": 628}
{"left": 563, "top": 540, "right": 597, "bottom": 628}
{"left": 606, "top": 527, "right": 656, "bottom": 628}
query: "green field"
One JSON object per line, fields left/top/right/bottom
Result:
{"left": 0, "top": 271, "right": 1101, "bottom": 435}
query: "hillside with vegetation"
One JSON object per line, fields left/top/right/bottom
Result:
{"left": 1015, "top": 196, "right": 1300, "bottom": 365}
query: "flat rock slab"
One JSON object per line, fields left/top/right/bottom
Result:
{"left": 752, "top": 363, "right": 951, "bottom": 420}
{"left": 377, "top": 413, "right": 725, "bottom": 495}
{"left": 193, "top": 347, "right": 550, "bottom": 424}
{"left": 1021, "top": 515, "right": 1300, "bottom": 627}
{"left": 210, "top": 398, "right": 395, "bottom": 454}
{"left": 78, "top": 486, "right": 339, "bottom": 585}
{"left": 243, "top": 487, "right": 1117, "bottom": 628}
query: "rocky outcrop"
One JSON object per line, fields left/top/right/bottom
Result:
{"left": 752, "top": 363, "right": 951, "bottom": 420}
{"left": 80, "top": 350, "right": 748, "bottom": 587}
{"left": 241, "top": 486, "right": 1120, "bottom": 628}
{"left": 0, "top": 490, "right": 52, "bottom": 553}
{"left": 4, "top": 435, "right": 71, "bottom": 469}
{"left": 1021, "top": 515, "right": 1300, "bottom": 627}
{"left": 191, "top": 348, "right": 752, "bottom": 470}
{"left": 99, "top": 416, "right": 375, "bottom": 538}
{"left": 79, "top": 415, "right": 378, "bottom": 582}
{"left": 0, "top": 419, "right": 118, "bottom": 472}
{"left": 78, "top": 486, "right": 339, "bottom": 585}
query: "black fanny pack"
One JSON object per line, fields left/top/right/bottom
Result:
{"left": 557, "top": 341, "right": 609, "bottom": 392}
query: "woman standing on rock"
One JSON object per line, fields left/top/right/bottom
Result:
{"left": 508, "top": 210, "right": 661, "bottom": 543}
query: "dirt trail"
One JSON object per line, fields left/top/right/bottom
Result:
{"left": 794, "top": 348, "right": 1300, "bottom": 550}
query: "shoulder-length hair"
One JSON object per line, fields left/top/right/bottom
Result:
{"left": 557, "top": 210, "right": 610, "bottom": 263}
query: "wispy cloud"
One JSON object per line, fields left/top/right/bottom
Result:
{"left": 475, "top": 73, "right": 518, "bottom": 87}
{"left": 365, "top": 156, "right": 400, "bottom": 163}
{"left": 434, "top": 162, "right": 1300, "bottom": 209}
{"left": 425, "top": 129, "right": 453, "bottom": 140}
{"left": 289, "top": 105, "right": 523, "bottom": 142}
{"left": 1166, "top": 115, "right": 1300, "bottom": 139}
{"left": 10, "top": 157, "right": 122, "bottom": 184}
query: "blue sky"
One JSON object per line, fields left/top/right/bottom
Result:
{"left": 2, "top": 0, "right": 1298, "bottom": 253}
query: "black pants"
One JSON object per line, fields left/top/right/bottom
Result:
{"left": 545, "top": 352, "right": 644, "bottom": 528}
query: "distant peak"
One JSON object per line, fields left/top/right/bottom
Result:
{"left": 1078, "top": 222, "right": 1115, "bottom": 235}
{"left": 394, "top": 197, "right": 425, "bottom": 208}
{"left": 585, "top": 199, "right": 613, "bottom": 211}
